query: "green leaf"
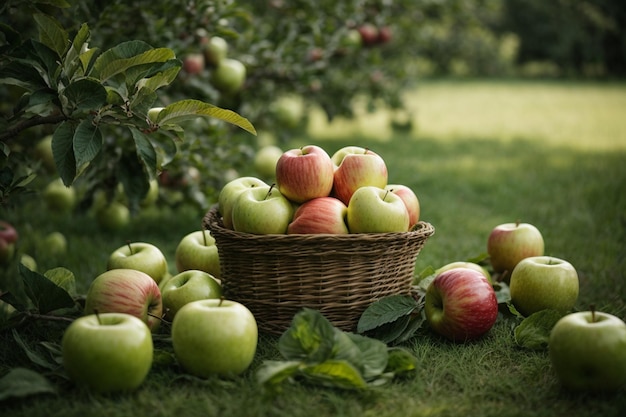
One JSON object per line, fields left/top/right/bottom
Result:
{"left": 0, "top": 60, "right": 47, "bottom": 90}
{"left": 331, "top": 329, "right": 364, "bottom": 370}
{"left": 346, "top": 333, "right": 388, "bottom": 380}
{"left": 91, "top": 41, "right": 175, "bottom": 82}
{"left": 493, "top": 281, "right": 512, "bottom": 305}
{"left": 116, "top": 150, "right": 151, "bottom": 211}
{"left": 0, "top": 368, "right": 56, "bottom": 401}
{"left": 64, "top": 23, "right": 90, "bottom": 78}
{"left": 130, "top": 127, "right": 157, "bottom": 177}
{"left": 52, "top": 121, "right": 77, "bottom": 186}
{"left": 44, "top": 268, "right": 76, "bottom": 297}
{"left": 63, "top": 78, "right": 107, "bottom": 113}
{"left": 357, "top": 294, "right": 420, "bottom": 333}
{"left": 256, "top": 360, "right": 302, "bottom": 387}
{"left": 138, "top": 64, "right": 181, "bottom": 93}
{"left": 33, "top": 14, "right": 68, "bottom": 58}
{"left": 385, "top": 347, "right": 419, "bottom": 377}
{"left": 278, "top": 308, "right": 336, "bottom": 363}
{"left": 301, "top": 360, "right": 368, "bottom": 390}
{"left": 18, "top": 263, "right": 76, "bottom": 314}
{"left": 514, "top": 309, "right": 564, "bottom": 350}
{"left": 12, "top": 330, "right": 59, "bottom": 371}
{"left": 156, "top": 99, "right": 256, "bottom": 135}
{"left": 73, "top": 118, "right": 102, "bottom": 168}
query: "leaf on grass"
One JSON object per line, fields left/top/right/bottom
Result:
{"left": 386, "top": 347, "right": 419, "bottom": 378}
{"left": 0, "top": 368, "right": 56, "bottom": 401}
{"left": 357, "top": 294, "right": 420, "bottom": 333}
{"left": 493, "top": 281, "right": 511, "bottom": 305}
{"left": 514, "top": 309, "right": 564, "bottom": 350}
{"left": 301, "top": 360, "right": 368, "bottom": 390}
{"left": 278, "top": 308, "right": 336, "bottom": 363}
{"left": 256, "top": 360, "right": 302, "bottom": 387}
{"left": 345, "top": 333, "right": 388, "bottom": 380}
{"left": 44, "top": 267, "right": 77, "bottom": 297}
{"left": 18, "top": 263, "right": 76, "bottom": 314}
{"left": 12, "top": 330, "right": 60, "bottom": 371}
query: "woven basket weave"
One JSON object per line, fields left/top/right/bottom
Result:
{"left": 203, "top": 206, "right": 435, "bottom": 334}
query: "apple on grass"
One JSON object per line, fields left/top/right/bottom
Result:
{"left": 161, "top": 270, "right": 222, "bottom": 321}
{"left": 385, "top": 184, "right": 420, "bottom": 229}
{"left": 107, "top": 242, "right": 168, "bottom": 284}
{"left": 288, "top": 197, "right": 349, "bottom": 234}
{"left": 62, "top": 312, "right": 153, "bottom": 393}
{"left": 231, "top": 185, "right": 294, "bottom": 234}
{"left": 435, "top": 261, "right": 492, "bottom": 285}
{"left": 425, "top": 268, "right": 499, "bottom": 342}
{"left": 175, "top": 230, "right": 221, "bottom": 279}
{"left": 218, "top": 176, "right": 268, "bottom": 230}
{"left": 331, "top": 146, "right": 388, "bottom": 205}
{"left": 0, "top": 220, "right": 18, "bottom": 264}
{"left": 509, "top": 256, "right": 579, "bottom": 317}
{"left": 84, "top": 269, "right": 163, "bottom": 332}
{"left": 346, "top": 186, "right": 409, "bottom": 233}
{"left": 487, "top": 221, "right": 544, "bottom": 279}
{"left": 549, "top": 309, "right": 626, "bottom": 393}
{"left": 275, "top": 145, "right": 335, "bottom": 203}
{"left": 172, "top": 299, "right": 258, "bottom": 377}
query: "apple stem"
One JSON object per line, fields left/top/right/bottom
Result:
{"left": 265, "top": 184, "right": 276, "bottom": 200}
{"left": 590, "top": 304, "right": 596, "bottom": 323}
{"left": 218, "top": 296, "right": 225, "bottom": 307}
{"left": 515, "top": 219, "right": 521, "bottom": 227}
{"left": 126, "top": 240, "right": 133, "bottom": 255}
{"left": 383, "top": 189, "right": 390, "bottom": 202}
{"left": 202, "top": 230, "right": 208, "bottom": 246}
{"left": 94, "top": 309, "right": 102, "bottom": 325}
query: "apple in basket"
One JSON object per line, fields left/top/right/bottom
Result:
{"left": 331, "top": 146, "right": 388, "bottom": 205}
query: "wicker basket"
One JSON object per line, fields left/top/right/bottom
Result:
{"left": 203, "top": 206, "right": 435, "bottom": 334}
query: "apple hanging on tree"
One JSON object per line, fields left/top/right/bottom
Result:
{"left": 0, "top": 220, "right": 18, "bottom": 264}
{"left": 210, "top": 58, "right": 246, "bottom": 94}
{"left": 62, "top": 312, "right": 153, "bottom": 393}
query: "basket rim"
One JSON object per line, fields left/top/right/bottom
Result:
{"left": 203, "top": 205, "right": 435, "bottom": 243}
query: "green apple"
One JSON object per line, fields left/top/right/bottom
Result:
{"left": 210, "top": 58, "right": 246, "bottom": 94}
{"left": 253, "top": 145, "right": 283, "bottom": 179}
{"left": 346, "top": 186, "right": 409, "bottom": 233}
{"left": 175, "top": 230, "right": 221, "bottom": 278}
{"left": 269, "top": 95, "right": 304, "bottom": 129}
{"left": 107, "top": 242, "right": 169, "bottom": 284}
{"left": 62, "top": 312, "right": 153, "bottom": 393}
{"left": 20, "top": 253, "right": 37, "bottom": 271}
{"left": 435, "top": 261, "right": 492, "bottom": 285}
{"left": 204, "top": 36, "right": 229, "bottom": 67}
{"left": 161, "top": 270, "right": 222, "bottom": 320}
{"left": 487, "top": 222, "right": 544, "bottom": 278}
{"left": 509, "top": 256, "right": 579, "bottom": 316}
{"left": 231, "top": 185, "right": 294, "bottom": 234}
{"left": 42, "top": 231, "right": 67, "bottom": 256}
{"left": 43, "top": 178, "right": 76, "bottom": 214}
{"left": 33, "top": 135, "right": 56, "bottom": 173}
{"left": 96, "top": 201, "right": 130, "bottom": 231}
{"left": 549, "top": 310, "right": 626, "bottom": 392}
{"left": 171, "top": 299, "right": 258, "bottom": 377}
{"left": 84, "top": 269, "right": 163, "bottom": 332}
{"left": 218, "top": 176, "right": 268, "bottom": 230}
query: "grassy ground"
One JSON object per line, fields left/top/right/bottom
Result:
{"left": 1, "top": 80, "right": 626, "bottom": 416}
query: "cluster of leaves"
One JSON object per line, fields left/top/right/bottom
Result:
{"left": 257, "top": 308, "right": 418, "bottom": 391}
{"left": 0, "top": 7, "right": 254, "bottom": 208}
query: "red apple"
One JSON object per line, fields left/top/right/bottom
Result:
{"left": 385, "top": 184, "right": 420, "bottom": 229}
{"left": 487, "top": 221, "right": 545, "bottom": 279}
{"left": 276, "top": 145, "right": 334, "bottom": 204}
{"left": 377, "top": 26, "right": 392, "bottom": 44}
{"left": 331, "top": 146, "right": 388, "bottom": 205}
{"left": 84, "top": 269, "right": 163, "bottom": 332}
{"left": 183, "top": 53, "right": 205, "bottom": 75}
{"left": 357, "top": 23, "right": 379, "bottom": 46}
{"left": 287, "top": 197, "right": 349, "bottom": 234}
{"left": 424, "top": 268, "right": 499, "bottom": 342}
{"left": 0, "top": 220, "right": 18, "bottom": 264}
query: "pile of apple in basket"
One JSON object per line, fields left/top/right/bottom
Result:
{"left": 218, "top": 145, "right": 420, "bottom": 234}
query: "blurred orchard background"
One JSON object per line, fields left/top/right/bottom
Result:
{"left": 1, "top": 0, "right": 625, "bottom": 214}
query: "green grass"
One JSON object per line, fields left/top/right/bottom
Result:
{"left": 2, "top": 80, "right": 626, "bottom": 416}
